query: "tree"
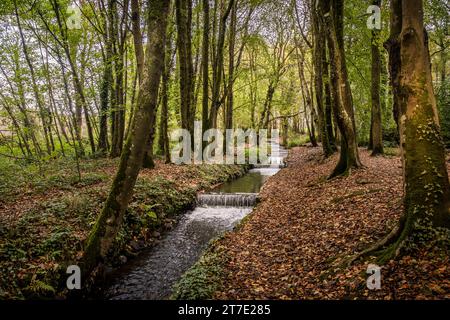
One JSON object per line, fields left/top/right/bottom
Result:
{"left": 14, "top": 0, "right": 54, "bottom": 156}
{"left": 98, "top": 0, "right": 114, "bottom": 154}
{"left": 312, "top": 0, "right": 334, "bottom": 157}
{"left": 389, "top": 0, "right": 450, "bottom": 257}
{"left": 109, "top": 0, "right": 129, "bottom": 158}
{"left": 369, "top": 0, "right": 383, "bottom": 156}
{"left": 175, "top": 0, "right": 195, "bottom": 135}
{"left": 201, "top": 0, "right": 210, "bottom": 139}
{"left": 224, "top": 0, "right": 237, "bottom": 130}
{"left": 325, "top": 0, "right": 362, "bottom": 177}
{"left": 82, "top": 0, "right": 171, "bottom": 280}
{"left": 209, "top": 0, "right": 235, "bottom": 129}
{"left": 384, "top": 0, "right": 402, "bottom": 134}
{"left": 349, "top": 0, "right": 450, "bottom": 265}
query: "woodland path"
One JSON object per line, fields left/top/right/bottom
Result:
{"left": 213, "top": 147, "right": 450, "bottom": 300}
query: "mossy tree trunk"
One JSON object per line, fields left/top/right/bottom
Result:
{"left": 384, "top": 0, "right": 402, "bottom": 136}
{"left": 98, "top": 4, "right": 114, "bottom": 154}
{"left": 201, "top": 0, "right": 210, "bottom": 142}
{"left": 176, "top": 0, "right": 195, "bottom": 135}
{"left": 370, "top": 0, "right": 384, "bottom": 156}
{"left": 158, "top": 28, "right": 175, "bottom": 164}
{"left": 383, "top": 0, "right": 450, "bottom": 260}
{"left": 323, "top": 42, "right": 337, "bottom": 152}
{"left": 325, "top": 0, "right": 362, "bottom": 177}
{"left": 81, "top": 0, "right": 171, "bottom": 281}
{"left": 361, "top": 0, "right": 450, "bottom": 265}
{"left": 312, "top": 0, "right": 334, "bottom": 157}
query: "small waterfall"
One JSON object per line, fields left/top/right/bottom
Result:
{"left": 197, "top": 193, "right": 258, "bottom": 207}
{"left": 105, "top": 141, "right": 287, "bottom": 300}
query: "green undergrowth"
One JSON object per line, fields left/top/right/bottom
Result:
{"left": 0, "top": 156, "right": 114, "bottom": 202}
{"left": 171, "top": 239, "right": 229, "bottom": 300}
{"left": 286, "top": 134, "right": 310, "bottom": 148}
{"left": 0, "top": 158, "right": 246, "bottom": 299}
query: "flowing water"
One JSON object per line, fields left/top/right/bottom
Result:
{"left": 104, "top": 142, "right": 287, "bottom": 300}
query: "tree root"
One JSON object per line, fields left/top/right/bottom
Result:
{"left": 334, "top": 217, "right": 406, "bottom": 268}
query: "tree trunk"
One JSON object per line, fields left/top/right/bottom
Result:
{"left": 15, "top": 2, "right": 53, "bottom": 155}
{"left": 384, "top": 0, "right": 402, "bottom": 135}
{"left": 176, "top": 0, "right": 195, "bottom": 135}
{"left": 296, "top": 44, "right": 318, "bottom": 147}
{"left": 201, "top": 0, "right": 210, "bottom": 141}
{"left": 376, "top": 0, "right": 450, "bottom": 263}
{"left": 225, "top": 1, "right": 237, "bottom": 130}
{"left": 370, "top": 0, "right": 384, "bottom": 156}
{"left": 325, "top": 0, "right": 362, "bottom": 177}
{"left": 98, "top": 6, "right": 114, "bottom": 154}
{"left": 131, "top": 0, "right": 145, "bottom": 83}
{"left": 158, "top": 49, "right": 172, "bottom": 164}
{"left": 323, "top": 39, "right": 337, "bottom": 151}
{"left": 209, "top": 0, "right": 235, "bottom": 129}
{"left": 110, "top": 0, "right": 129, "bottom": 158}
{"left": 312, "top": 0, "right": 334, "bottom": 157}
{"left": 259, "top": 82, "right": 275, "bottom": 130}
{"left": 82, "top": 0, "right": 170, "bottom": 280}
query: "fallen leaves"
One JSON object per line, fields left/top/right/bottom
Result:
{"left": 214, "top": 147, "right": 449, "bottom": 300}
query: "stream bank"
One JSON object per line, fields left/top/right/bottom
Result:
{"left": 0, "top": 160, "right": 246, "bottom": 299}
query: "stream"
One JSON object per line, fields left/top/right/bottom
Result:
{"left": 104, "top": 141, "right": 287, "bottom": 300}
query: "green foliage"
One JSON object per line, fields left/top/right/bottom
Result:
{"left": 0, "top": 156, "right": 110, "bottom": 201}
{"left": 287, "top": 134, "right": 310, "bottom": 148}
{"left": 171, "top": 244, "right": 227, "bottom": 300}
{"left": 437, "top": 79, "right": 450, "bottom": 147}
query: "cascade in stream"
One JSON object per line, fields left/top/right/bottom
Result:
{"left": 197, "top": 193, "right": 258, "bottom": 207}
{"left": 105, "top": 141, "right": 288, "bottom": 300}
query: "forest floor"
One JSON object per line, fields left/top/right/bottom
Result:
{"left": 0, "top": 157, "right": 246, "bottom": 299}
{"left": 210, "top": 146, "right": 450, "bottom": 300}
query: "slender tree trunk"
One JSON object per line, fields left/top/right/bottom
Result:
{"left": 323, "top": 39, "right": 337, "bottom": 151}
{"left": 384, "top": 0, "right": 402, "bottom": 135}
{"left": 176, "top": 0, "right": 195, "bottom": 136}
{"left": 131, "top": 0, "right": 145, "bottom": 83}
{"left": 50, "top": 0, "right": 96, "bottom": 154}
{"left": 209, "top": 0, "right": 235, "bottom": 129}
{"left": 325, "top": 0, "right": 362, "bottom": 177}
{"left": 370, "top": 0, "right": 384, "bottom": 156}
{"left": 201, "top": 0, "right": 210, "bottom": 141}
{"left": 296, "top": 45, "right": 318, "bottom": 146}
{"left": 0, "top": 93, "right": 33, "bottom": 157}
{"left": 159, "top": 34, "right": 174, "bottom": 164}
{"left": 259, "top": 82, "right": 275, "bottom": 130}
{"left": 109, "top": 0, "right": 128, "bottom": 158}
{"left": 312, "top": 0, "right": 333, "bottom": 157}
{"left": 225, "top": 1, "right": 237, "bottom": 130}
{"left": 15, "top": 2, "right": 53, "bottom": 155}
{"left": 98, "top": 8, "right": 114, "bottom": 154}
{"left": 1, "top": 63, "right": 41, "bottom": 156}
{"left": 82, "top": 0, "right": 171, "bottom": 280}
{"left": 440, "top": 38, "right": 446, "bottom": 84}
